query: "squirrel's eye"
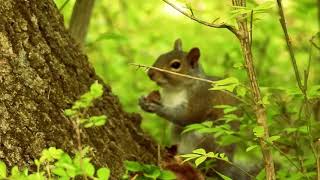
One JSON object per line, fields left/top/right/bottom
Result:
{"left": 170, "top": 60, "right": 181, "bottom": 70}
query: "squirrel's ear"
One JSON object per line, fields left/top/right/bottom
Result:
{"left": 187, "top": 48, "right": 200, "bottom": 68}
{"left": 173, "top": 39, "right": 182, "bottom": 51}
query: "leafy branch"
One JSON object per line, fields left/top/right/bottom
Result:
{"left": 180, "top": 148, "right": 254, "bottom": 179}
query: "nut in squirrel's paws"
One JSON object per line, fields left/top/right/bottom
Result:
{"left": 139, "top": 90, "right": 162, "bottom": 113}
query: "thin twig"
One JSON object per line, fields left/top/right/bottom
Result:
{"left": 162, "top": 0, "right": 241, "bottom": 38}
{"left": 210, "top": 158, "right": 254, "bottom": 179}
{"left": 264, "top": 140, "right": 301, "bottom": 173}
{"left": 310, "top": 32, "right": 320, "bottom": 50}
{"left": 129, "top": 63, "right": 248, "bottom": 105}
{"left": 130, "top": 63, "right": 213, "bottom": 83}
{"left": 157, "top": 144, "right": 161, "bottom": 167}
{"left": 276, "top": 0, "right": 304, "bottom": 93}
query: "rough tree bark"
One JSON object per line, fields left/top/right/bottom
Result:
{"left": 0, "top": 0, "right": 157, "bottom": 179}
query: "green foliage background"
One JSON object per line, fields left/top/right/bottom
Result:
{"left": 54, "top": 0, "right": 319, "bottom": 178}
{"left": 54, "top": 0, "right": 318, "bottom": 143}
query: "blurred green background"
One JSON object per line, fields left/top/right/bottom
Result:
{"left": 54, "top": 0, "right": 318, "bottom": 145}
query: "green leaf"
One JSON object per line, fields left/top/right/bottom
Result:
{"left": 214, "top": 105, "right": 238, "bottom": 114}
{"left": 27, "top": 173, "right": 46, "bottom": 180}
{"left": 236, "top": 86, "right": 247, "bottom": 97}
{"left": 202, "top": 121, "right": 213, "bottom": 127}
{"left": 0, "top": 161, "right": 7, "bottom": 178}
{"left": 182, "top": 124, "right": 205, "bottom": 134}
{"left": 64, "top": 109, "right": 77, "bottom": 117}
{"left": 97, "top": 168, "right": 110, "bottom": 180}
{"left": 86, "top": 115, "right": 107, "bottom": 127}
{"left": 124, "top": 161, "right": 143, "bottom": 172}
{"left": 298, "top": 126, "right": 308, "bottom": 134}
{"left": 159, "top": 170, "right": 176, "bottom": 180}
{"left": 267, "top": 135, "right": 280, "bottom": 143}
{"left": 254, "top": 1, "right": 274, "bottom": 11}
{"left": 22, "top": 168, "right": 28, "bottom": 176}
{"left": 211, "top": 84, "right": 238, "bottom": 92}
{"left": 83, "top": 161, "right": 95, "bottom": 177}
{"left": 180, "top": 153, "right": 201, "bottom": 158}
{"left": 211, "top": 77, "right": 240, "bottom": 92}
{"left": 223, "top": 114, "right": 239, "bottom": 123}
{"left": 192, "top": 148, "right": 206, "bottom": 155}
{"left": 246, "top": 145, "right": 258, "bottom": 152}
{"left": 70, "top": 81, "right": 104, "bottom": 111}
{"left": 216, "top": 171, "right": 232, "bottom": 180}
{"left": 195, "top": 156, "right": 207, "bottom": 167}
{"left": 181, "top": 157, "right": 197, "bottom": 164}
{"left": 52, "top": 167, "right": 68, "bottom": 177}
{"left": 233, "top": 62, "right": 244, "bottom": 69}
{"left": 253, "top": 126, "right": 264, "bottom": 138}
{"left": 84, "top": 122, "right": 94, "bottom": 128}
{"left": 262, "top": 95, "right": 270, "bottom": 105}
{"left": 49, "top": 147, "right": 64, "bottom": 159}
{"left": 283, "top": 127, "right": 297, "bottom": 134}
{"left": 58, "top": 153, "right": 72, "bottom": 164}
{"left": 230, "top": 6, "right": 251, "bottom": 19}
{"left": 256, "top": 168, "right": 266, "bottom": 180}
{"left": 65, "top": 165, "right": 76, "bottom": 178}
{"left": 206, "top": 152, "right": 217, "bottom": 158}
{"left": 144, "top": 167, "right": 161, "bottom": 179}
{"left": 94, "top": 118, "right": 107, "bottom": 126}
{"left": 308, "top": 85, "right": 320, "bottom": 98}
{"left": 73, "top": 99, "right": 90, "bottom": 110}
{"left": 90, "top": 81, "right": 104, "bottom": 98}
{"left": 11, "top": 166, "right": 20, "bottom": 177}
{"left": 40, "top": 147, "right": 64, "bottom": 163}
{"left": 57, "top": 176, "right": 70, "bottom": 180}
{"left": 34, "top": 159, "right": 40, "bottom": 168}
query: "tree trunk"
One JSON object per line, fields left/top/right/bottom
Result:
{"left": 69, "top": 0, "right": 95, "bottom": 45}
{"left": 0, "top": 0, "right": 157, "bottom": 179}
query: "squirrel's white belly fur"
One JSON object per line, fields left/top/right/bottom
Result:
{"left": 160, "top": 89, "right": 188, "bottom": 108}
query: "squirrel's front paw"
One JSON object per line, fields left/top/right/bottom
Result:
{"left": 139, "top": 96, "right": 161, "bottom": 113}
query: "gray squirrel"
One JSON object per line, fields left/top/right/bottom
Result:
{"left": 139, "top": 39, "right": 239, "bottom": 125}
{"left": 139, "top": 39, "right": 248, "bottom": 179}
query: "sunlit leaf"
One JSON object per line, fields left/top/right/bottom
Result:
{"left": 195, "top": 156, "right": 207, "bottom": 167}
{"left": 253, "top": 126, "right": 264, "bottom": 138}
{"left": 0, "top": 161, "right": 7, "bottom": 178}
{"left": 124, "top": 161, "right": 143, "bottom": 172}
{"left": 267, "top": 135, "right": 280, "bottom": 143}
{"left": 97, "top": 168, "right": 110, "bottom": 180}
{"left": 159, "top": 170, "right": 176, "bottom": 180}
{"left": 216, "top": 171, "right": 232, "bottom": 180}
{"left": 246, "top": 145, "right": 258, "bottom": 152}
{"left": 192, "top": 148, "right": 206, "bottom": 155}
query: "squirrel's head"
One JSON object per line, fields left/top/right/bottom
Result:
{"left": 148, "top": 39, "right": 201, "bottom": 88}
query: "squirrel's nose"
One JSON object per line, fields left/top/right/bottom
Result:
{"left": 147, "top": 69, "right": 156, "bottom": 80}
